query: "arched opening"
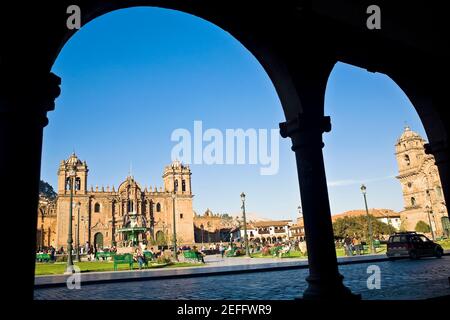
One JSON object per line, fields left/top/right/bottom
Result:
{"left": 94, "top": 232, "right": 104, "bottom": 250}
{"left": 404, "top": 154, "right": 411, "bottom": 166}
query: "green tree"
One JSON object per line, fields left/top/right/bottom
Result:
{"left": 399, "top": 219, "right": 408, "bottom": 232}
{"left": 333, "top": 215, "right": 396, "bottom": 239}
{"left": 415, "top": 220, "right": 431, "bottom": 233}
{"left": 39, "top": 180, "right": 57, "bottom": 199}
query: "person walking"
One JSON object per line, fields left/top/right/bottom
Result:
{"left": 344, "top": 235, "right": 353, "bottom": 256}
{"left": 219, "top": 242, "right": 225, "bottom": 258}
{"left": 353, "top": 236, "right": 361, "bottom": 255}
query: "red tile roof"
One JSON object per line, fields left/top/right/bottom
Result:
{"left": 331, "top": 209, "right": 400, "bottom": 222}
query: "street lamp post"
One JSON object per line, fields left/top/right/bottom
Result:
{"left": 75, "top": 202, "right": 81, "bottom": 262}
{"left": 360, "top": 184, "right": 374, "bottom": 254}
{"left": 65, "top": 167, "right": 76, "bottom": 273}
{"left": 240, "top": 192, "right": 250, "bottom": 257}
{"left": 171, "top": 192, "right": 178, "bottom": 261}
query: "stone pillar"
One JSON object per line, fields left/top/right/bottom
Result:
{"left": 0, "top": 72, "right": 61, "bottom": 299}
{"left": 280, "top": 113, "right": 359, "bottom": 300}
{"left": 425, "top": 141, "right": 450, "bottom": 219}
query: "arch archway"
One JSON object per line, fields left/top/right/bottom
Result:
{"left": 94, "top": 232, "right": 104, "bottom": 249}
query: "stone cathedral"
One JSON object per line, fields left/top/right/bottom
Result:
{"left": 395, "top": 126, "right": 449, "bottom": 236}
{"left": 49, "top": 153, "right": 194, "bottom": 249}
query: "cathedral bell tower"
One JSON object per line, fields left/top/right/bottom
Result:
{"left": 57, "top": 153, "right": 88, "bottom": 195}
{"left": 162, "top": 160, "right": 192, "bottom": 195}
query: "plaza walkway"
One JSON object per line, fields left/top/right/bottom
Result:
{"left": 34, "top": 252, "right": 433, "bottom": 288}
{"left": 34, "top": 255, "right": 450, "bottom": 300}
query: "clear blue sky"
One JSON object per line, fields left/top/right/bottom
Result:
{"left": 43, "top": 7, "right": 427, "bottom": 221}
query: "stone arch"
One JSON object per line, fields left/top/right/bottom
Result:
{"left": 41, "top": 4, "right": 306, "bottom": 122}
{"left": 94, "top": 232, "right": 104, "bottom": 249}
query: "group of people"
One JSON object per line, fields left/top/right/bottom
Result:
{"left": 36, "top": 246, "right": 56, "bottom": 261}
{"left": 342, "top": 235, "right": 364, "bottom": 256}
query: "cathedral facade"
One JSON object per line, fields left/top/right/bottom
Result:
{"left": 49, "top": 154, "right": 194, "bottom": 249}
{"left": 395, "top": 126, "right": 449, "bottom": 237}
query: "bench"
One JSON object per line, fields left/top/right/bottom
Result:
{"left": 113, "top": 254, "right": 134, "bottom": 271}
{"left": 143, "top": 251, "right": 154, "bottom": 261}
{"left": 225, "top": 248, "right": 237, "bottom": 257}
{"left": 183, "top": 250, "right": 203, "bottom": 262}
{"left": 36, "top": 253, "right": 51, "bottom": 262}
{"left": 271, "top": 246, "right": 283, "bottom": 257}
{"left": 142, "top": 251, "right": 155, "bottom": 267}
{"left": 279, "top": 248, "right": 291, "bottom": 258}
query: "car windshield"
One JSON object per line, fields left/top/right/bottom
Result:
{"left": 419, "top": 235, "right": 429, "bottom": 242}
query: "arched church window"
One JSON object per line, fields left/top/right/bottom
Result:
{"left": 94, "top": 203, "right": 101, "bottom": 213}
{"left": 127, "top": 200, "right": 134, "bottom": 212}
{"left": 404, "top": 154, "right": 410, "bottom": 166}
{"left": 407, "top": 182, "right": 412, "bottom": 188}
{"left": 156, "top": 203, "right": 161, "bottom": 212}
{"left": 66, "top": 178, "right": 71, "bottom": 190}
{"left": 75, "top": 177, "right": 81, "bottom": 191}
{"left": 182, "top": 180, "right": 186, "bottom": 192}
{"left": 174, "top": 179, "right": 178, "bottom": 192}
{"left": 410, "top": 197, "right": 416, "bottom": 206}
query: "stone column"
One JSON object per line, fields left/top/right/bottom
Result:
{"left": 425, "top": 141, "right": 450, "bottom": 219}
{"left": 0, "top": 72, "right": 61, "bottom": 299}
{"left": 280, "top": 113, "right": 359, "bottom": 300}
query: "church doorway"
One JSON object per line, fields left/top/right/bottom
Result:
{"left": 94, "top": 232, "right": 104, "bottom": 250}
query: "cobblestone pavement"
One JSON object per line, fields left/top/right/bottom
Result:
{"left": 34, "top": 256, "right": 450, "bottom": 300}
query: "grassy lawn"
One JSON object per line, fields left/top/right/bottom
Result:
{"left": 35, "top": 261, "right": 203, "bottom": 275}
{"left": 336, "top": 245, "right": 387, "bottom": 257}
{"left": 250, "top": 245, "right": 388, "bottom": 259}
{"left": 250, "top": 250, "right": 306, "bottom": 259}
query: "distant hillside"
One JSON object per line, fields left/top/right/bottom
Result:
{"left": 230, "top": 212, "right": 271, "bottom": 222}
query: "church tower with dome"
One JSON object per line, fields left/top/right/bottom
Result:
{"left": 53, "top": 153, "right": 195, "bottom": 250}
{"left": 395, "top": 126, "right": 449, "bottom": 237}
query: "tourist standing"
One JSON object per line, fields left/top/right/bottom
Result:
{"left": 344, "top": 235, "right": 353, "bottom": 256}
{"left": 353, "top": 237, "right": 361, "bottom": 255}
{"left": 219, "top": 242, "right": 225, "bottom": 258}
{"left": 50, "top": 246, "right": 55, "bottom": 261}
{"left": 134, "top": 248, "right": 146, "bottom": 270}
